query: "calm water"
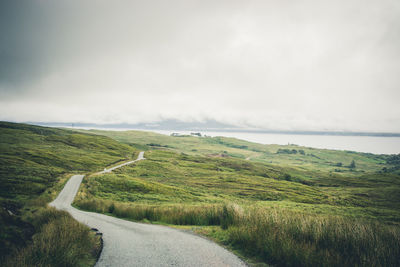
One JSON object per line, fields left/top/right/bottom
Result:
{"left": 153, "top": 130, "right": 400, "bottom": 155}
{"left": 74, "top": 126, "right": 400, "bottom": 155}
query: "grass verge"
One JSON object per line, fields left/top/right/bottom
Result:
{"left": 3, "top": 207, "right": 101, "bottom": 267}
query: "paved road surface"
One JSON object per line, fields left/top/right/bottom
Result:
{"left": 50, "top": 152, "right": 246, "bottom": 267}
{"left": 99, "top": 151, "right": 145, "bottom": 174}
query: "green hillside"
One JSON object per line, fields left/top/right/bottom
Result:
{"left": 73, "top": 131, "right": 400, "bottom": 266}
{"left": 0, "top": 122, "right": 136, "bottom": 201}
{"left": 75, "top": 129, "right": 400, "bottom": 219}
{"left": 0, "top": 122, "right": 136, "bottom": 263}
{"left": 76, "top": 128, "right": 398, "bottom": 175}
{"left": 76, "top": 149, "right": 400, "bottom": 224}
{"left": 2, "top": 123, "right": 399, "bottom": 266}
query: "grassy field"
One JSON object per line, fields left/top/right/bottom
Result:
{"left": 75, "top": 148, "right": 400, "bottom": 266}
{"left": 0, "top": 122, "right": 136, "bottom": 202}
{"left": 2, "top": 123, "right": 400, "bottom": 266}
{"left": 0, "top": 122, "right": 137, "bottom": 264}
{"left": 76, "top": 128, "right": 400, "bottom": 179}
{"left": 75, "top": 150, "right": 400, "bottom": 222}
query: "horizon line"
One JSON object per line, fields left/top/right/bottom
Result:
{"left": 16, "top": 121, "right": 400, "bottom": 138}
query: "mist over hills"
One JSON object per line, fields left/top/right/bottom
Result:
{"left": 29, "top": 119, "right": 400, "bottom": 137}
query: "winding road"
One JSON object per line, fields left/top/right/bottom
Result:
{"left": 50, "top": 152, "right": 246, "bottom": 267}
{"left": 98, "top": 151, "right": 145, "bottom": 174}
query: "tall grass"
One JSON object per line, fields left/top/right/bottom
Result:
{"left": 77, "top": 199, "right": 400, "bottom": 267}
{"left": 4, "top": 208, "right": 101, "bottom": 267}
{"left": 77, "top": 199, "right": 222, "bottom": 225}
{"left": 224, "top": 205, "right": 400, "bottom": 267}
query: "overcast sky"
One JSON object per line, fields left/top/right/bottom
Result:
{"left": 1, "top": 0, "right": 399, "bottom": 132}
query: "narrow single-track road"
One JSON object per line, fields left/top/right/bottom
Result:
{"left": 99, "top": 151, "right": 145, "bottom": 174}
{"left": 50, "top": 152, "right": 246, "bottom": 267}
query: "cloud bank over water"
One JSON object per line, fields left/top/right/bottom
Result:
{"left": 1, "top": 0, "right": 399, "bottom": 132}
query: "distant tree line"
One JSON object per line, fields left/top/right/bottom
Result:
{"left": 276, "top": 149, "right": 305, "bottom": 155}
{"left": 333, "top": 160, "right": 356, "bottom": 172}
{"left": 386, "top": 154, "right": 400, "bottom": 165}
{"left": 382, "top": 154, "right": 400, "bottom": 173}
{"left": 146, "top": 143, "right": 171, "bottom": 148}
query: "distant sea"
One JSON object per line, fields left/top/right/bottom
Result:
{"left": 45, "top": 122, "right": 400, "bottom": 155}
{"left": 151, "top": 130, "right": 400, "bottom": 155}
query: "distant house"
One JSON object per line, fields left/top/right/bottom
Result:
{"left": 190, "top": 132, "right": 202, "bottom": 137}
{"left": 171, "top": 133, "right": 181, "bottom": 137}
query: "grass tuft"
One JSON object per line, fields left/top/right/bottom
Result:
{"left": 3, "top": 208, "right": 101, "bottom": 267}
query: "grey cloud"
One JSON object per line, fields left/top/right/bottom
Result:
{"left": 0, "top": 0, "right": 399, "bottom": 131}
